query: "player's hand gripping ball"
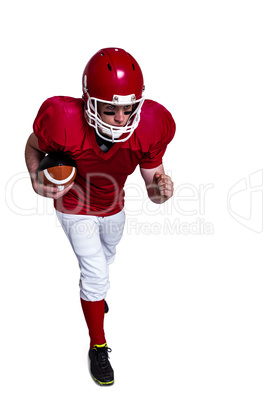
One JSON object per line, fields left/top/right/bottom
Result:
{"left": 37, "top": 152, "right": 77, "bottom": 191}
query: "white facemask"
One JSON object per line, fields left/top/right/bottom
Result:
{"left": 84, "top": 94, "right": 145, "bottom": 143}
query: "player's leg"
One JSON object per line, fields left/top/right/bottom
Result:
{"left": 56, "top": 211, "right": 110, "bottom": 303}
{"left": 56, "top": 211, "right": 113, "bottom": 385}
{"left": 99, "top": 209, "right": 126, "bottom": 265}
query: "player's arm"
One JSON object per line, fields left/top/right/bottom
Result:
{"left": 25, "top": 133, "right": 73, "bottom": 199}
{"left": 140, "top": 164, "right": 174, "bottom": 204}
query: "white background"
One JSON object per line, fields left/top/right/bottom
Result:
{"left": 1, "top": 0, "right": 268, "bottom": 400}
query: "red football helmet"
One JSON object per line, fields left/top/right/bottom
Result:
{"left": 82, "top": 48, "right": 145, "bottom": 142}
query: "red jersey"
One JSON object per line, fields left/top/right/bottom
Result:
{"left": 33, "top": 96, "right": 175, "bottom": 216}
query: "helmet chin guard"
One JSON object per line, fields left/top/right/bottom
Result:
{"left": 82, "top": 48, "right": 145, "bottom": 143}
{"left": 84, "top": 93, "right": 145, "bottom": 143}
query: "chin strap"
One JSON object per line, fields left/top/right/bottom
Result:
{"left": 110, "top": 127, "right": 115, "bottom": 143}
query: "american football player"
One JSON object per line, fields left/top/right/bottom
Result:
{"left": 25, "top": 47, "right": 175, "bottom": 386}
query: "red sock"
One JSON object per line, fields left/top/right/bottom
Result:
{"left": 80, "top": 298, "right": 106, "bottom": 349}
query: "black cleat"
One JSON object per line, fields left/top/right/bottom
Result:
{"left": 104, "top": 300, "right": 109, "bottom": 314}
{"left": 89, "top": 343, "right": 114, "bottom": 386}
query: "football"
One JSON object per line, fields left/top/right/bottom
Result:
{"left": 37, "top": 152, "right": 77, "bottom": 191}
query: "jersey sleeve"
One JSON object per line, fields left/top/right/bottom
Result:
{"left": 139, "top": 103, "right": 176, "bottom": 169}
{"left": 33, "top": 97, "right": 68, "bottom": 153}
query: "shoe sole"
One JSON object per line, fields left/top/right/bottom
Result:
{"left": 92, "top": 375, "right": 114, "bottom": 386}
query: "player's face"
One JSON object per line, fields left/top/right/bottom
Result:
{"left": 98, "top": 103, "right": 133, "bottom": 129}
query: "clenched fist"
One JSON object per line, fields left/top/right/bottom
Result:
{"left": 152, "top": 172, "right": 174, "bottom": 203}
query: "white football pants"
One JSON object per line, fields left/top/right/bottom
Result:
{"left": 56, "top": 210, "right": 125, "bottom": 302}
